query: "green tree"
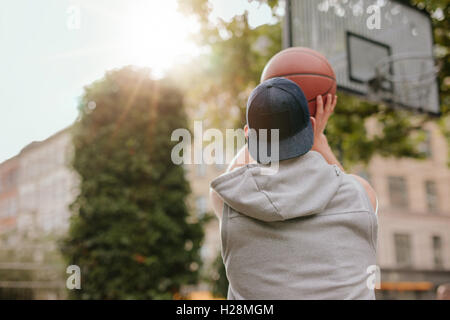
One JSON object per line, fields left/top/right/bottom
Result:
{"left": 62, "top": 66, "right": 205, "bottom": 299}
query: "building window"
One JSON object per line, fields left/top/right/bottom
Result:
{"left": 418, "top": 129, "right": 432, "bottom": 157}
{"left": 388, "top": 176, "right": 408, "bottom": 209}
{"left": 432, "top": 236, "right": 443, "bottom": 270}
{"left": 215, "top": 163, "right": 225, "bottom": 171}
{"left": 8, "top": 198, "right": 17, "bottom": 217}
{"left": 357, "top": 170, "right": 371, "bottom": 183}
{"left": 196, "top": 196, "right": 207, "bottom": 218}
{"left": 425, "top": 180, "right": 439, "bottom": 213}
{"left": 196, "top": 164, "right": 206, "bottom": 177}
{"left": 0, "top": 169, "right": 18, "bottom": 194}
{"left": 394, "top": 233, "right": 412, "bottom": 268}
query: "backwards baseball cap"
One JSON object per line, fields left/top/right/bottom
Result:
{"left": 246, "top": 77, "right": 313, "bottom": 163}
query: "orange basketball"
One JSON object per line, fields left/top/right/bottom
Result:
{"left": 261, "top": 47, "right": 337, "bottom": 116}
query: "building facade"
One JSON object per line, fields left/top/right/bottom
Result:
{"left": 15, "top": 129, "right": 78, "bottom": 237}
{"left": 0, "top": 128, "right": 77, "bottom": 299}
{"left": 0, "top": 156, "right": 19, "bottom": 234}
{"left": 368, "top": 123, "right": 450, "bottom": 299}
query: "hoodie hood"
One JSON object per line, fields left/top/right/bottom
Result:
{"left": 210, "top": 151, "right": 343, "bottom": 222}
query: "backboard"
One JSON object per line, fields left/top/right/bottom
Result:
{"left": 284, "top": 0, "right": 440, "bottom": 115}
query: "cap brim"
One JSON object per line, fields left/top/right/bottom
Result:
{"left": 248, "top": 120, "right": 314, "bottom": 164}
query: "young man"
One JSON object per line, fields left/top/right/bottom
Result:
{"left": 210, "top": 77, "right": 378, "bottom": 300}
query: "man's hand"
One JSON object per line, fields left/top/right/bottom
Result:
{"left": 309, "top": 94, "right": 377, "bottom": 211}
{"left": 309, "top": 94, "right": 343, "bottom": 171}
{"left": 310, "top": 94, "right": 337, "bottom": 153}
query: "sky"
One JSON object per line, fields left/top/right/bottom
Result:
{"left": 0, "top": 0, "right": 277, "bottom": 163}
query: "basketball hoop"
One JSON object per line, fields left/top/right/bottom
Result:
{"left": 288, "top": 0, "right": 441, "bottom": 114}
{"left": 368, "top": 54, "right": 440, "bottom": 111}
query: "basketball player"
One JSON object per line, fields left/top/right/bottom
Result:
{"left": 209, "top": 77, "right": 378, "bottom": 299}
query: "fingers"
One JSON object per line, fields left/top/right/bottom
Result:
{"left": 332, "top": 94, "right": 338, "bottom": 112}
{"left": 324, "top": 94, "right": 337, "bottom": 115}
{"left": 316, "top": 94, "right": 337, "bottom": 117}
{"left": 325, "top": 93, "right": 332, "bottom": 110}
{"left": 316, "top": 95, "right": 324, "bottom": 116}
{"left": 314, "top": 94, "right": 337, "bottom": 129}
{"left": 320, "top": 94, "right": 332, "bottom": 123}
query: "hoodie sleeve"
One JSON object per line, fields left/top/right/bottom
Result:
{"left": 210, "top": 165, "right": 283, "bottom": 222}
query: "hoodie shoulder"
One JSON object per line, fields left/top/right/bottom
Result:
{"left": 211, "top": 152, "right": 344, "bottom": 222}
{"left": 210, "top": 164, "right": 283, "bottom": 222}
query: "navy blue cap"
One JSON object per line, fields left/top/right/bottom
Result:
{"left": 246, "top": 77, "right": 313, "bottom": 163}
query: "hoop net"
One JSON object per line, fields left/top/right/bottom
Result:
{"left": 367, "top": 54, "right": 440, "bottom": 112}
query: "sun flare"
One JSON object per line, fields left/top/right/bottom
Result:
{"left": 116, "top": 0, "right": 200, "bottom": 76}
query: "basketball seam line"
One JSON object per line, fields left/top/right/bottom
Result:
{"left": 274, "top": 72, "right": 336, "bottom": 81}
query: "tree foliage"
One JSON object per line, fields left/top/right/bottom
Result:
{"left": 62, "top": 67, "right": 205, "bottom": 299}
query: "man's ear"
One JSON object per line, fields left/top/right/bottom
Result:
{"left": 244, "top": 124, "right": 249, "bottom": 139}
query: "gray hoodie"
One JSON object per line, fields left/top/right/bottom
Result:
{"left": 210, "top": 151, "right": 378, "bottom": 300}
